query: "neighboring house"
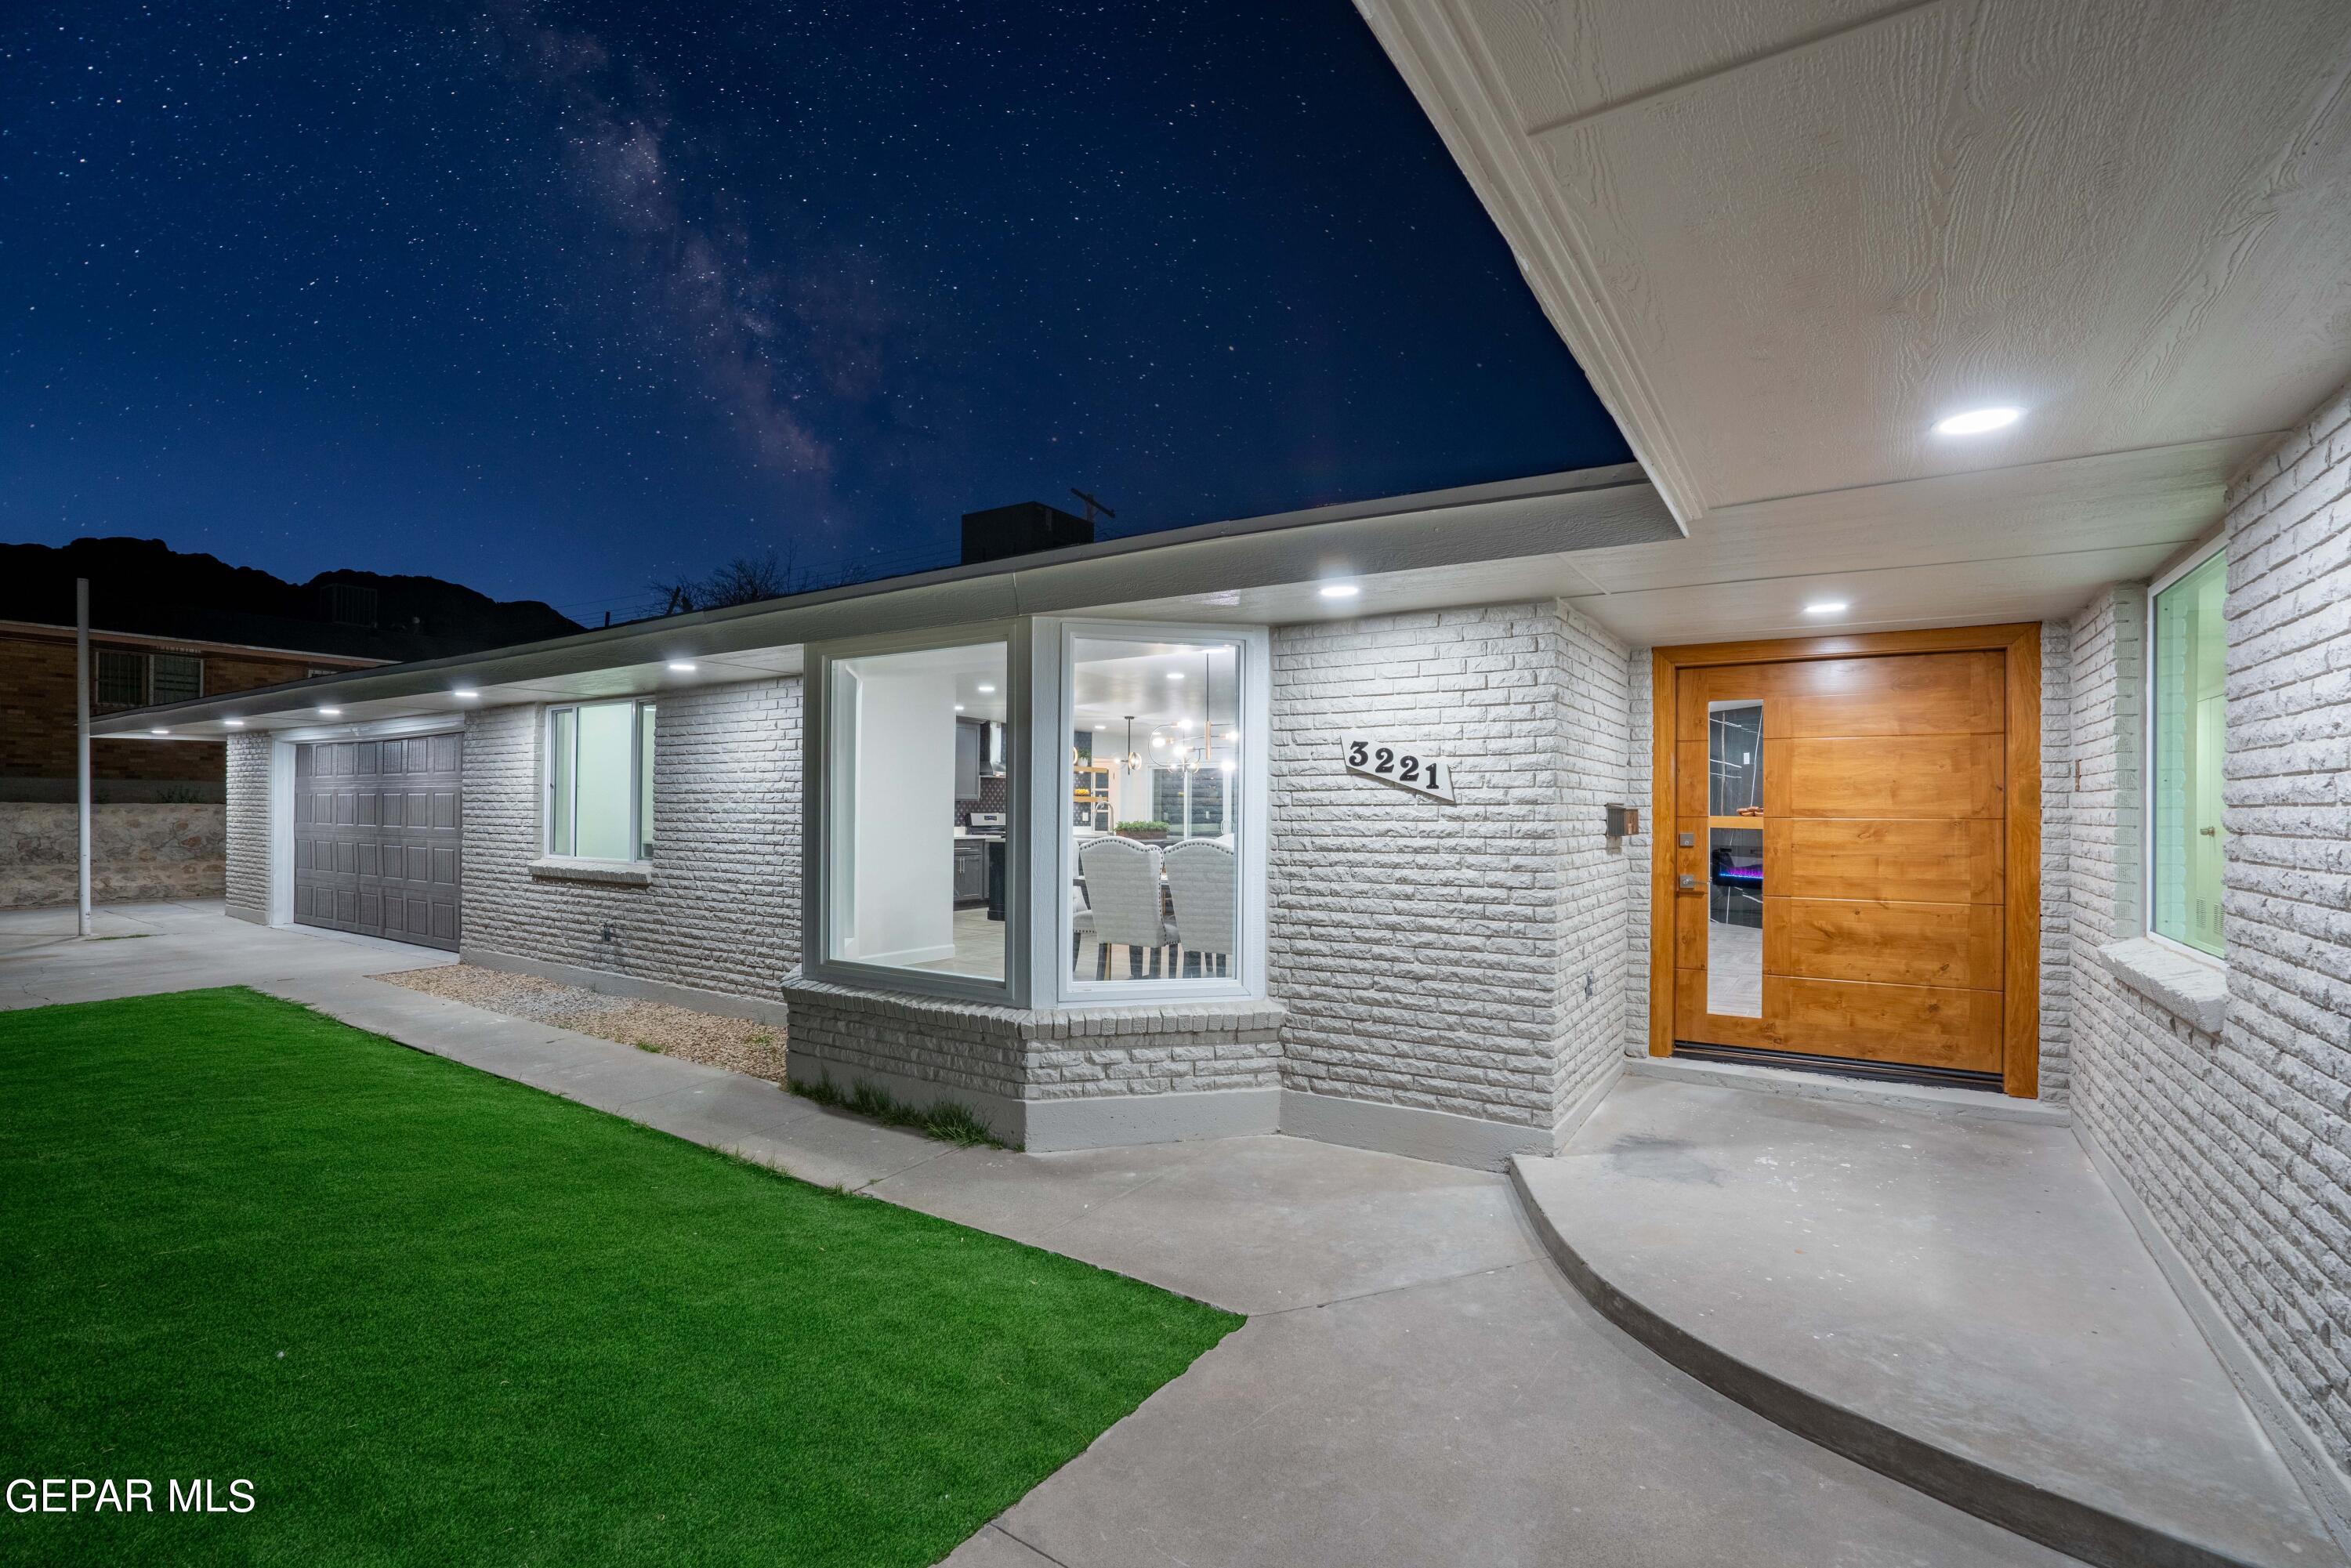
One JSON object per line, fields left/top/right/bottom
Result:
{"left": 0, "top": 538, "right": 584, "bottom": 802}
{"left": 2, "top": 539, "right": 581, "bottom": 909}
{"left": 0, "top": 620, "right": 382, "bottom": 802}
{"left": 90, "top": 0, "right": 2351, "bottom": 1524}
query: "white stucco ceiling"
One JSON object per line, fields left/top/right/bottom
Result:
{"left": 1353, "top": 0, "right": 2351, "bottom": 638}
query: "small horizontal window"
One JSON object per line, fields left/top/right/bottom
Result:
{"left": 150, "top": 654, "right": 202, "bottom": 704}
{"left": 94, "top": 650, "right": 147, "bottom": 709}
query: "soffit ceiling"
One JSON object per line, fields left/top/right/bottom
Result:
{"left": 1354, "top": 0, "right": 2351, "bottom": 634}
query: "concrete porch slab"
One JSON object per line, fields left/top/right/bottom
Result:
{"left": 1513, "top": 1076, "right": 2344, "bottom": 1568}
{"left": 960, "top": 1259, "right": 2079, "bottom": 1568}
{"left": 877, "top": 1132, "right": 1540, "bottom": 1315}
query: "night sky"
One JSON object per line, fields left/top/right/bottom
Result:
{"left": 3, "top": 2, "right": 1628, "bottom": 624}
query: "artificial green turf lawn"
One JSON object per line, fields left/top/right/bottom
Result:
{"left": 0, "top": 987, "right": 1241, "bottom": 1566}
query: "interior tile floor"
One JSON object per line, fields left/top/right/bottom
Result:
{"left": 1705, "top": 917, "right": 1763, "bottom": 1016}
{"left": 903, "top": 907, "right": 1230, "bottom": 988}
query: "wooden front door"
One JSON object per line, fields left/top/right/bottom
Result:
{"left": 1654, "top": 627, "right": 2040, "bottom": 1092}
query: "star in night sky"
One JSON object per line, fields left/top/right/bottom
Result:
{"left": 2, "top": 1, "right": 1630, "bottom": 623}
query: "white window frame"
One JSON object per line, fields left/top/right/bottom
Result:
{"left": 543, "top": 698, "right": 655, "bottom": 864}
{"left": 803, "top": 621, "right": 1030, "bottom": 1006}
{"left": 2142, "top": 533, "right": 2228, "bottom": 965}
{"left": 1036, "top": 617, "right": 1270, "bottom": 1009}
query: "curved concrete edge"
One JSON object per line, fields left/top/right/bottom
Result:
{"left": 2074, "top": 1123, "right": 2351, "bottom": 1558}
{"left": 1507, "top": 1157, "right": 2271, "bottom": 1568}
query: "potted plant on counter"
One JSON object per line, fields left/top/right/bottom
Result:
{"left": 1114, "top": 820, "right": 1170, "bottom": 843}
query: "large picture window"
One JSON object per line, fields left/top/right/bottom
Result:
{"left": 806, "top": 618, "right": 1264, "bottom": 1009}
{"left": 1061, "top": 626, "right": 1257, "bottom": 995}
{"left": 2150, "top": 544, "right": 2226, "bottom": 958}
{"left": 546, "top": 700, "right": 655, "bottom": 861}
{"left": 823, "top": 639, "right": 1010, "bottom": 983}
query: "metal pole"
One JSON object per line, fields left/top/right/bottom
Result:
{"left": 75, "top": 578, "right": 92, "bottom": 936}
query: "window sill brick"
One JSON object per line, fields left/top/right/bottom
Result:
{"left": 527, "top": 856, "right": 653, "bottom": 888}
{"left": 2096, "top": 936, "right": 2226, "bottom": 1034}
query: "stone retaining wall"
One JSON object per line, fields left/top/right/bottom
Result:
{"left": 0, "top": 802, "right": 226, "bottom": 908}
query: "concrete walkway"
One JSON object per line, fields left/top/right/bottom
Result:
{"left": 1516, "top": 1077, "right": 2346, "bottom": 1568}
{"left": 4, "top": 904, "right": 2081, "bottom": 1566}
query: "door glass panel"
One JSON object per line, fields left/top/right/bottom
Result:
{"left": 1707, "top": 701, "right": 1763, "bottom": 1017}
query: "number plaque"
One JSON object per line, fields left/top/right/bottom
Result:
{"left": 1342, "top": 735, "right": 1455, "bottom": 803}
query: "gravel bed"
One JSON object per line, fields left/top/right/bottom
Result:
{"left": 371, "top": 964, "right": 787, "bottom": 1082}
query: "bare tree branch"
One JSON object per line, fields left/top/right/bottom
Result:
{"left": 648, "top": 545, "right": 810, "bottom": 616}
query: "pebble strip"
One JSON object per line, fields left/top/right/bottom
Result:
{"left": 371, "top": 964, "right": 788, "bottom": 1083}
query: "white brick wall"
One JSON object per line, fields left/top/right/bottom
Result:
{"left": 224, "top": 732, "right": 272, "bottom": 919}
{"left": 2039, "top": 620, "right": 2074, "bottom": 1099}
{"left": 1625, "top": 646, "right": 1653, "bottom": 1056}
{"left": 460, "top": 679, "right": 802, "bottom": 1001}
{"left": 781, "top": 978, "right": 1284, "bottom": 1103}
{"left": 2068, "top": 379, "right": 2351, "bottom": 1473}
{"left": 1553, "top": 607, "right": 1637, "bottom": 1117}
{"left": 1268, "top": 600, "right": 1632, "bottom": 1133}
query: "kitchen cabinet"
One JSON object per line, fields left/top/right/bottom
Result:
{"left": 953, "top": 839, "right": 988, "bottom": 907}
{"left": 955, "top": 719, "right": 982, "bottom": 800}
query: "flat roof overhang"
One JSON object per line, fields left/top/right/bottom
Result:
{"left": 93, "top": 464, "right": 1668, "bottom": 740}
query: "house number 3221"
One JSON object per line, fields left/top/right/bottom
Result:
{"left": 1343, "top": 735, "right": 1456, "bottom": 803}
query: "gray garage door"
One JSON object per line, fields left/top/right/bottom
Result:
{"left": 293, "top": 733, "right": 462, "bottom": 951}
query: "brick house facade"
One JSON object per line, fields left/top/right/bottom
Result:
{"left": 121, "top": 375, "right": 2351, "bottom": 1500}
{"left": 0, "top": 621, "right": 379, "bottom": 802}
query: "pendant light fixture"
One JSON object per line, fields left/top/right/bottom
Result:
{"left": 1123, "top": 715, "right": 1140, "bottom": 774}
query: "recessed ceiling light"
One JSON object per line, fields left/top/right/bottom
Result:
{"left": 452, "top": 688, "right": 479, "bottom": 700}
{"left": 667, "top": 661, "right": 697, "bottom": 673}
{"left": 1166, "top": 672, "right": 1184, "bottom": 681}
{"left": 1319, "top": 583, "right": 1360, "bottom": 599}
{"left": 1803, "top": 600, "right": 1850, "bottom": 616}
{"left": 976, "top": 683, "right": 995, "bottom": 693}
{"left": 1933, "top": 406, "right": 2020, "bottom": 436}
{"left": 1092, "top": 724, "right": 1107, "bottom": 731}
{"left": 150, "top": 727, "right": 169, "bottom": 735}
{"left": 224, "top": 719, "right": 245, "bottom": 729}
{"left": 954, "top": 704, "right": 965, "bottom": 712}
{"left": 318, "top": 707, "right": 342, "bottom": 717}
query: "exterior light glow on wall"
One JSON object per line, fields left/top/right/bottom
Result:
{"left": 224, "top": 719, "right": 245, "bottom": 728}
{"left": 318, "top": 708, "right": 342, "bottom": 717}
{"left": 453, "top": 688, "right": 480, "bottom": 700}
{"left": 1933, "top": 406, "right": 2021, "bottom": 436}
{"left": 1803, "top": 600, "right": 1850, "bottom": 616}
{"left": 1319, "top": 583, "right": 1360, "bottom": 599}
{"left": 667, "top": 661, "right": 697, "bottom": 673}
